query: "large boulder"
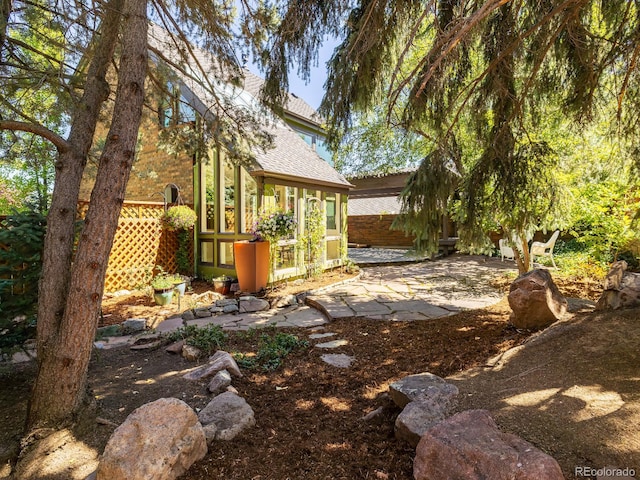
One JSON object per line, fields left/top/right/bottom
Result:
{"left": 508, "top": 269, "right": 567, "bottom": 330}
{"left": 414, "top": 409, "right": 564, "bottom": 480}
{"left": 198, "top": 391, "right": 255, "bottom": 443}
{"left": 395, "top": 397, "right": 450, "bottom": 448}
{"left": 96, "top": 398, "right": 207, "bottom": 480}
{"left": 596, "top": 260, "right": 640, "bottom": 310}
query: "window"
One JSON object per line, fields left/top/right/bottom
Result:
{"left": 200, "top": 241, "right": 214, "bottom": 264}
{"left": 202, "top": 161, "right": 215, "bottom": 231}
{"left": 159, "top": 82, "right": 196, "bottom": 127}
{"left": 275, "top": 244, "right": 296, "bottom": 269}
{"left": 219, "top": 240, "right": 234, "bottom": 266}
{"left": 242, "top": 169, "right": 258, "bottom": 233}
{"left": 326, "top": 193, "right": 337, "bottom": 231}
{"left": 222, "top": 159, "right": 235, "bottom": 233}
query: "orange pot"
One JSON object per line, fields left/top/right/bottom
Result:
{"left": 233, "top": 240, "right": 270, "bottom": 293}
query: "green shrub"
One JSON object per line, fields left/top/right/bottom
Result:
{"left": 166, "top": 324, "right": 227, "bottom": 356}
{"left": 233, "top": 331, "right": 309, "bottom": 372}
{"left": 0, "top": 210, "right": 46, "bottom": 353}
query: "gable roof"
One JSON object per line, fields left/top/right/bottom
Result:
{"left": 147, "top": 24, "right": 352, "bottom": 191}
{"left": 241, "top": 69, "right": 322, "bottom": 128}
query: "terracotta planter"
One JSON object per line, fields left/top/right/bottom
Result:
{"left": 233, "top": 240, "right": 270, "bottom": 293}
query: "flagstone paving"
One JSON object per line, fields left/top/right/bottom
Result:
{"left": 97, "top": 254, "right": 517, "bottom": 351}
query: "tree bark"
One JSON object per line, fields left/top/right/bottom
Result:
{"left": 0, "top": 0, "right": 10, "bottom": 55}
{"left": 27, "top": 0, "right": 147, "bottom": 429}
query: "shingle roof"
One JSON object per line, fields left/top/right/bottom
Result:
{"left": 147, "top": 24, "right": 351, "bottom": 190}
{"left": 241, "top": 69, "right": 322, "bottom": 127}
{"left": 348, "top": 195, "right": 403, "bottom": 216}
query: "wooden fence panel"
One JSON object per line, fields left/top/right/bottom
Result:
{"left": 80, "top": 201, "right": 187, "bottom": 292}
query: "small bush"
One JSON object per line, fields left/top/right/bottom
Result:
{"left": 233, "top": 331, "right": 309, "bottom": 371}
{"left": 0, "top": 210, "right": 46, "bottom": 354}
{"left": 166, "top": 324, "right": 228, "bottom": 356}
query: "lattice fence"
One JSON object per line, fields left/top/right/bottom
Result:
{"left": 79, "top": 201, "right": 192, "bottom": 292}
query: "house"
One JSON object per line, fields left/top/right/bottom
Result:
{"left": 348, "top": 171, "right": 457, "bottom": 253}
{"left": 79, "top": 25, "right": 352, "bottom": 291}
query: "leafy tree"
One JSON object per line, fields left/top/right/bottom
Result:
{"left": 0, "top": 0, "right": 277, "bottom": 435}
{"left": 260, "top": 0, "right": 640, "bottom": 273}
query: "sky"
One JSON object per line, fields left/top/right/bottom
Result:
{"left": 247, "top": 37, "right": 340, "bottom": 111}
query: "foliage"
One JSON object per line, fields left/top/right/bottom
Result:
{"left": 566, "top": 181, "right": 640, "bottom": 265}
{"left": 298, "top": 201, "right": 325, "bottom": 278}
{"left": 251, "top": 211, "right": 297, "bottom": 242}
{"left": 150, "top": 273, "right": 174, "bottom": 291}
{"left": 161, "top": 205, "right": 197, "bottom": 231}
{"left": 160, "top": 206, "right": 195, "bottom": 274}
{"left": 233, "top": 330, "right": 308, "bottom": 371}
{"left": 0, "top": 210, "right": 46, "bottom": 353}
{"left": 176, "top": 229, "right": 192, "bottom": 275}
{"left": 333, "top": 107, "right": 423, "bottom": 175}
{"left": 260, "top": 0, "right": 640, "bottom": 273}
{"left": 166, "top": 324, "right": 228, "bottom": 357}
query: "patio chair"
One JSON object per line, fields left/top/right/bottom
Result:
{"left": 530, "top": 230, "right": 560, "bottom": 268}
{"left": 498, "top": 238, "right": 516, "bottom": 261}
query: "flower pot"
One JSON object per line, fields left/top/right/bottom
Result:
{"left": 233, "top": 240, "right": 270, "bottom": 293}
{"left": 173, "top": 281, "right": 186, "bottom": 296}
{"left": 153, "top": 288, "right": 174, "bottom": 306}
{"left": 213, "top": 277, "right": 233, "bottom": 295}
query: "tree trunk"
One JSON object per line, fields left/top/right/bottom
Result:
{"left": 27, "top": 0, "right": 147, "bottom": 430}
{"left": 0, "top": 0, "right": 10, "bottom": 55}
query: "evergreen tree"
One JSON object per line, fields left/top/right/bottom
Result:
{"left": 260, "top": 0, "right": 640, "bottom": 271}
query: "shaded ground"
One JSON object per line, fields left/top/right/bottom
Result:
{"left": 1, "top": 266, "right": 637, "bottom": 480}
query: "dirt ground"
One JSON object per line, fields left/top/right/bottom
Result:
{"left": 1, "top": 268, "right": 638, "bottom": 480}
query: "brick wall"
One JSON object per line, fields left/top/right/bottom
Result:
{"left": 79, "top": 117, "right": 194, "bottom": 204}
{"left": 348, "top": 214, "right": 415, "bottom": 247}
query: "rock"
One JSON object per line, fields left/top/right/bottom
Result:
{"left": 181, "top": 310, "right": 196, "bottom": 321}
{"left": 273, "top": 294, "right": 299, "bottom": 308}
{"left": 320, "top": 353, "right": 354, "bottom": 368}
{"left": 239, "top": 297, "right": 270, "bottom": 313}
{"left": 183, "top": 350, "right": 243, "bottom": 380}
{"left": 208, "top": 369, "right": 232, "bottom": 394}
{"left": 315, "top": 339, "right": 348, "bottom": 349}
{"left": 309, "top": 332, "right": 336, "bottom": 339}
{"left": 122, "top": 318, "right": 147, "bottom": 332}
{"left": 508, "top": 269, "right": 567, "bottom": 330}
{"left": 414, "top": 409, "right": 563, "bottom": 480}
{"left": 192, "top": 291, "right": 223, "bottom": 305}
{"left": 216, "top": 298, "right": 238, "bottom": 307}
{"left": 389, "top": 372, "right": 458, "bottom": 409}
{"left": 222, "top": 304, "right": 240, "bottom": 314}
{"left": 96, "top": 398, "right": 207, "bottom": 480}
{"left": 198, "top": 392, "right": 255, "bottom": 442}
{"left": 195, "top": 307, "right": 213, "bottom": 318}
{"left": 361, "top": 406, "right": 385, "bottom": 423}
{"left": 182, "top": 344, "right": 202, "bottom": 361}
{"left": 130, "top": 339, "right": 163, "bottom": 350}
{"left": 596, "top": 261, "right": 640, "bottom": 310}
{"left": 395, "top": 397, "right": 450, "bottom": 447}
{"left": 166, "top": 339, "right": 186, "bottom": 353}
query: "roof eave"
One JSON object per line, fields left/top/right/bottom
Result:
{"left": 250, "top": 170, "right": 354, "bottom": 193}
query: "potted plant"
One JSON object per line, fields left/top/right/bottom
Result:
{"left": 151, "top": 274, "right": 175, "bottom": 306}
{"left": 234, "top": 211, "right": 297, "bottom": 293}
{"left": 168, "top": 273, "right": 188, "bottom": 296}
